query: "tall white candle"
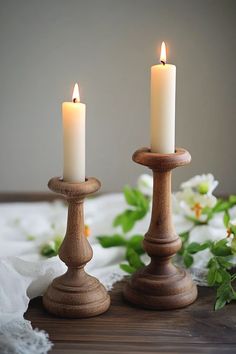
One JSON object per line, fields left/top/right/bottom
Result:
{"left": 150, "top": 42, "right": 176, "bottom": 154}
{"left": 63, "top": 83, "right": 85, "bottom": 182}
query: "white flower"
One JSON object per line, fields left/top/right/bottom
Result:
{"left": 181, "top": 174, "right": 218, "bottom": 196}
{"left": 137, "top": 174, "right": 153, "bottom": 197}
{"left": 174, "top": 174, "right": 218, "bottom": 221}
{"left": 175, "top": 188, "right": 217, "bottom": 209}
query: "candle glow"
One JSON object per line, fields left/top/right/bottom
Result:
{"left": 72, "top": 83, "right": 80, "bottom": 103}
{"left": 160, "top": 41, "right": 167, "bottom": 65}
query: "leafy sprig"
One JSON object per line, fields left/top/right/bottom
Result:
{"left": 97, "top": 187, "right": 236, "bottom": 311}
{"left": 113, "top": 186, "right": 150, "bottom": 232}
{"left": 98, "top": 233, "right": 145, "bottom": 274}
{"left": 207, "top": 239, "right": 236, "bottom": 310}
{"left": 40, "top": 235, "right": 63, "bottom": 258}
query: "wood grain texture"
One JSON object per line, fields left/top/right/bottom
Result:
{"left": 124, "top": 148, "right": 197, "bottom": 309}
{"left": 25, "top": 280, "right": 236, "bottom": 354}
{"left": 43, "top": 177, "right": 110, "bottom": 318}
{"left": 132, "top": 147, "right": 191, "bottom": 171}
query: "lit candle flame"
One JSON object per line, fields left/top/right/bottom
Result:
{"left": 160, "top": 41, "right": 166, "bottom": 65}
{"left": 72, "top": 83, "right": 80, "bottom": 103}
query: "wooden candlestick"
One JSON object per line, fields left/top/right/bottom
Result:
{"left": 43, "top": 177, "right": 110, "bottom": 318}
{"left": 123, "top": 148, "right": 198, "bottom": 310}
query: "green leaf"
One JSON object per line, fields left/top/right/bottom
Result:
{"left": 207, "top": 255, "right": 232, "bottom": 287}
{"left": 207, "top": 257, "right": 217, "bottom": 268}
{"left": 218, "top": 268, "right": 231, "bottom": 282}
{"left": 54, "top": 235, "right": 63, "bottom": 253}
{"left": 187, "top": 242, "right": 209, "bottom": 254}
{"left": 178, "top": 231, "right": 191, "bottom": 256}
{"left": 179, "top": 231, "right": 190, "bottom": 243}
{"left": 229, "top": 195, "right": 236, "bottom": 206}
{"left": 124, "top": 186, "right": 149, "bottom": 210}
{"left": 216, "top": 281, "right": 230, "bottom": 297}
{"left": 126, "top": 248, "right": 145, "bottom": 269}
{"left": 183, "top": 252, "right": 194, "bottom": 268}
{"left": 124, "top": 186, "right": 140, "bottom": 206}
{"left": 112, "top": 185, "right": 150, "bottom": 234}
{"left": 113, "top": 213, "right": 125, "bottom": 228}
{"left": 134, "top": 189, "right": 150, "bottom": 210}
{"left": 130, "top": 209, "right": 147, "bottom": 221}
{"left": 120, "top": 263, "right": 136, "bottom": 274}
{"left": 113, "top": 214, "right": 122, "bottom": 228}
{"left": 211, "top": 239, "right": 232, "bottom": 257}
{"left": 207, "top": 266, "right": 218, "bottom": 286}
{"left": 213, "top": 200, "right": 231, "bottom": 213}
{"left": 127, "top": 235, "right": 144, "bottom": 254}
{"left": 215, "top": 297, "right": 227, "bottom": 310}
{"left": 40, "top": 236, "right": 63, "bottom": 258}
{"left": 113, "top": 210, "right": 135, "bottom": 233}
{"left": 216, "top": 271, "right": 223, "bottom": 283}
{"left": 216, "top": 256, "right": 233, "bottom": 269}
{"left": 230, "top": 224, "right": 236, "bottom": 236}
{"left": 40, "top": 241, "right": 57, "bottom": 258}
{"left": 113, "top": 208, "right": 148, "bottom": 233}
{"left": 231, "top": 237, "right": 236, "bottom": 253}
{"left": 214, "top": 279, "right": 236, "bottom": 310}
{"left": 97, "top": 234, "right": 127, "bottom": 248}
{"left": 223, "top": 211, "right": 230, "bottom": 228}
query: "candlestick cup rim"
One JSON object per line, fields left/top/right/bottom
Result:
{"left": 132, "top": 147, "right": 191, "bottom": 171}
{"left": 48, "top": 177, "right": 101, "bottom": 198}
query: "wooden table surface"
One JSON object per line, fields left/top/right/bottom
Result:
{"left": 25, "top": 280, "right": 236, "bottom": 354}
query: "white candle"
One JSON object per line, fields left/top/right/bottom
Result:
{"left": 150, "top": 42, "right": 176, "bottom": 154}
{"left": 63, "top": 83, "right": 85, "bottom": 182}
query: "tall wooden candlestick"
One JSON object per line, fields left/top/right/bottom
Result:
{"left": 123, "top": 148, "right": 197, "bottom": 309}
{"left": 43, "top": 177, "right": 110, "bottom": 318}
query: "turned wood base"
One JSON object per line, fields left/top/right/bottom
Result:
{"left": 43, "top": 270, "right": 110, "bottom": 318}
{"left": 123, "top": 148, "right": 198, "bottom": 310}
{"left": 124, "top": 266, "right": 197, "bottom": 310}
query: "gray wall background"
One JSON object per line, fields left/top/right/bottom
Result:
{"left": 0, "top": 0, "right": 235, "bottom": 194}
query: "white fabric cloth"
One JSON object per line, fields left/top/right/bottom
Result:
{"left": 0, "top": 195, "right": 127, "bottom": 353}
{"left": 0, "top": 194, "right": 231, "bottom": 353}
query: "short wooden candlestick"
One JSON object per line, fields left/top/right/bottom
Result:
{"left": 123, "top": 148, "right": 198, "bottom": 310}
{"left": 43, "top": 177, "right": 110, "bottom": 318}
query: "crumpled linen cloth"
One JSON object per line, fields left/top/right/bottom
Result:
{"left": 0, "top": 193, "right": 230, "bottom": 353}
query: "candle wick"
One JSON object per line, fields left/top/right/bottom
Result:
{"left": 161, "top": 61, "right": 166, "bottom": 66}
{"left": 73, "top": 98, "right": 78, "bottom": 103}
